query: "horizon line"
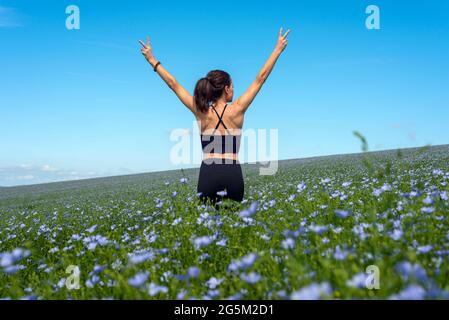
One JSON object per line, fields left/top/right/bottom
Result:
{"left": 1, "top": 143, "right": 446, "bottom": 189}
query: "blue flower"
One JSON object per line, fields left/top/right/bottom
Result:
{"left": 423, "top": 195, "right": 433, "bottom": 205}
{"left": 416, "top": 245, "right": 433, "bottom": 254}
{"left": 240, "top": 272, "right": 261, "bottom": 284}
{"left": 352, "top": 224, "right": 369, "bottom": 240}
{"left": 85, "top": 275, "right": 100, "bottom": 288}
{"left": 3, "top": 265, "right": 23, "bottom": 274}
{"left": 427, "top": 285, "right": 449, "bottom": 299}
{"left": 20, "top": 295, "right": 38, "bottom": 300}
{"left": 0, "top": 248, "right": 31, "bottom": 269}
{"left": 335, "top": 209, "right": 351, "bottom": 219}
{"left": 333, "top": 245, "right": 349, "bottom": 260}
{"left": 372, "top": 188, "right": 383, "bottom": 197}
{"left": 155, "top": 199, "right": 163, "bottom": 208}
{"left": 187, "top": 266, "right": 200, "bottom": 278}
{"left": 206, "top": 289, "right": 220, "bottom": 298}
{"left": 198, "top": 253, "right": 211, "bottom": 262}
{"left": 290, "top": 282, "right": 332, "bottom": 300}
{"left": 421, "top": 207, "right": 435, "bottom": 214}
{"left": 86, "top": 224, "right": 97, "bottom": 233}
{"left": 176, "top": 289, "right": 187, "bottom": 300}
{"left": 180, "top": 177, "right": 188, "bottom": 184}
{"left": 217, "top": 190, "right": 227, "bottom": 197}
{"left": 395, "top": 261, "right": 428, "bottom": 282}
{"left": 227, "top": 253, "right": 258, "bottom": 272}
{"left": 346, "top": 272, "right": 367, "bottom": 288}
{"left": 297, "top": 182, "right": 307, "bottom": 192}
{"left": 192, "top": 235, "right": 216, "bottom": 250}
{"left": 216, "top": 238, "right": 227, "bottom": 246}
{"left": 226, "top": 293, "right": 243, "bottom": 300}
{"left": 277, "top": 290, "right": 288, "bottom": 299}
{"left": 309, "top": 225, "right": 328, "bottom": 235}
{"left": 92, "top": 265, "right": 106, "bottom": 274}
{"left": 332, "top": 227, "right": 343, "bottom": 234}
{"left": 389, "top": 229, "right": 403, "bottom": 241}
{"left": 389, "top": 284, "right": 425, "bottom": 300}
{"left": 238, "top": 201, "right": 258, "bottom": 218}
{"left": 206, "top": 277, "right": 223, "bottom": 289}
{"left": 128, "top": 250, "right": 155, "bottom": 264}
{"left": 147, "top": 282, "right": 168, "bottom": 296}
{"left": 281, "top": 238, "right": 295, "bottom": 250}
{"left": 128, "top": 272, "right": 149, "bottom": 287}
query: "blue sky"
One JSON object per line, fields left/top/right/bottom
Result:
{"left": 1, "top": 0, "right": 448, "bottom": 186}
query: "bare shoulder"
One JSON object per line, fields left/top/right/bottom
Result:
{"left": 228, "top": 101, "right": 245, "bottom": 115}
{"left": 227, "top": 102, "right": 245, "bottom": 127}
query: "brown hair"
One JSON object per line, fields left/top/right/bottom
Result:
{"left": 194, "top": 70, "right": 231, "bottom": 113}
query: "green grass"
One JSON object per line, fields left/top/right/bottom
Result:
{"left": 1, "top": 145, "right": 449, "bottom": 299}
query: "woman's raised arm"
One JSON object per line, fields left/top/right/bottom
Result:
{"left": 139, "top": 37, "right": 195, "bottom": 114}
{"left": 234, "top": 27, "right": 291, "bottom": 114}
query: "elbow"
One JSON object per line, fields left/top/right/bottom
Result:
{"left": 167, "top": 78, "right": 178, "bottom": 90}
{"left": 256, "top": 74, "right": 267, "bottom": 84}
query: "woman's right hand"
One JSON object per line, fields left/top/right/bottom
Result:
{"left": 138, "top": 36, "right": 157, "bottom": 64}
{"left": 275, "top": 27, "right": 291, "bottom": 53}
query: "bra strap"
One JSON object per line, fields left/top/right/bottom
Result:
{"left": 211, "top": 103, "right": 229, "bottom": 134}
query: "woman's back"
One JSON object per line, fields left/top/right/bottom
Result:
{"left": 195, "top": 102, "right": 244, "bottom": 135}
{"left": 196, "top": 102, "right": 243, "bottom": 157}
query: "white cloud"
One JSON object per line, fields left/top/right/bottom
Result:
{"left": 41, "top": 164, "right": 58, "bottom": 172}
{"left": 0, "top": 164, "right": 134, "bottom": 187}
{"left": 17, "top": 175, "right": 34, "bottom": 180}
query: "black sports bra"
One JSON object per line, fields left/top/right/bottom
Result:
{"left": 200, "top": 103, "right": 241, "bottom": 154}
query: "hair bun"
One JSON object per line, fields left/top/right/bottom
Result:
{"left": 205, "top": 77, "right": 218, "bottom": 89}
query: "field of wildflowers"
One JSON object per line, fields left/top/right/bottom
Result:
{"left": 1, "top": 145, "right": 448, "bottom": 299}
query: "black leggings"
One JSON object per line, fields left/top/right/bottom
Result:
{"left": 197, "top": 157, "right": 244, "bottom": 204}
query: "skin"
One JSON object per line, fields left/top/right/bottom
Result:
{"left": 139, "top": 27, "right": 290, "bottom": 161}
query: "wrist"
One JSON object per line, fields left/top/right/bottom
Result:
{"left": 273, "top": 47, "right": 282, "bottom": 55}
{"left": 148, "top": 57, "right": 157, "bottom": 66}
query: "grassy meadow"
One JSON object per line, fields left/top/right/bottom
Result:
{"left": 1, "top": 144, "right": 449, "bottom": 299}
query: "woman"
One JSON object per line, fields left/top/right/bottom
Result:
{"left": 139, "top": 27, "right": 290, "bottom": 205}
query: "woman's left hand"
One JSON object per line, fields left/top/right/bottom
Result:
{"left": 138, "top": 36, "right": 156, "bottom": 64}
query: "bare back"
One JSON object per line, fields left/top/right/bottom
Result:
{"left": 195, "top": 102, "right": 244, "bottom": 135}
{"left": 194, "top": 102, "right": 243, "bottom": 160}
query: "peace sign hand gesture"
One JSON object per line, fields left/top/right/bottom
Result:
{"left": 275, "top": 27, "right": 291, "bottom": 53}
{"left": 138, "top": 36, "right": 156, "bottom": 63}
